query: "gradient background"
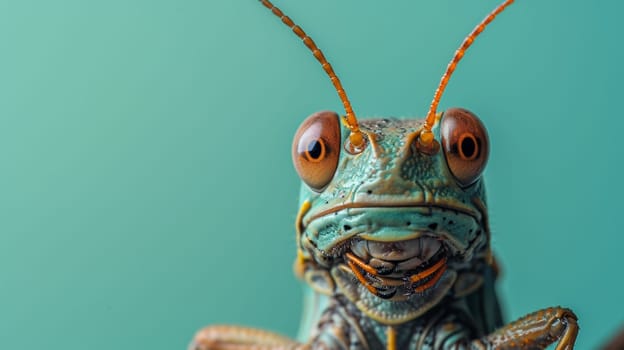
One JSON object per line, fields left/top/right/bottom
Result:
{"left": 1, "top": 1, "right": 622, "bottom": 349}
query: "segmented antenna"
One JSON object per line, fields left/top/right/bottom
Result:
{"left": 420, "top": 0, "right": 515, "bottom": 147}
{"left": 260, "top": 0, "right": 365, "bottom": 149}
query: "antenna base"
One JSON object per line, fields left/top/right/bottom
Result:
{"left": 416, "top": 131, "right": 440, "bottom": 155}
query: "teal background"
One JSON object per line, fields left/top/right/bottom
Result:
{"left": 1, "top": 0, "right": 622, "bottom": 349}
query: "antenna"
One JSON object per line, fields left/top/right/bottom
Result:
{"left": 260, "top": 0, "right": 365, "bottom": 149}
{"left": 420, "top": 0, "right": 515, "bottom": 149}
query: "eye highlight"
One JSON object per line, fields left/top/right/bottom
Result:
{"left": 440, "top": 108, "right": 489, "bottom": 186}
{"left": 292, "top": 111, "right": 341, "bottom": 191}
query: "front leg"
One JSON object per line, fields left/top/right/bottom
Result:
{"left": 472, "top": 307, "right": 578, "bottom": 350}
{"left": 189, "top": 325, "right": 309, "bottom": 350}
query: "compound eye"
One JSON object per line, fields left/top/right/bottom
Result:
{"left": 440, "top": 108, "right": 489, "bottom": 186}
{"left": 292, "top": 111, "right": 341, "bottom": 191}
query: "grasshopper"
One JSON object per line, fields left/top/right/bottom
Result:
{"left": 190, "top": 1, "right": 579, "bottom": 349}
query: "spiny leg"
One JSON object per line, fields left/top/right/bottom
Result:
{"left": 189, "top": 325, "right": 309, "bottom": 350}
{"left": 470, "top": 307, "right": 578, "bottom": 350}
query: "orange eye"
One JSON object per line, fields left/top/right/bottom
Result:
{"left": 440, "top": 108, "right": 489, "bottom": 186}
{"left": 292, "top": 111, "right": 341, "bottom": 191}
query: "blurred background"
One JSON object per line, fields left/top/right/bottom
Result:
{"left": 1, "top": 0, "right": 622, "bottom": 348}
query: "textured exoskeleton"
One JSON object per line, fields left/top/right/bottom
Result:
{"left": 190, "top": 1, "right": 579, "bottom": 349}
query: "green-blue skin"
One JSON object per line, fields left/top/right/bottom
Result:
{"left": 188, "top": 111, "right": 579, "bottom": 349}
{"left": 294, "top": 112, "right": 502, "bottom": 348}
{"left": 188, "top": 0, "right": 581, "bottom": 347}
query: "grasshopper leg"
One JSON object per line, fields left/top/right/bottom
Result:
{"left": 189, "top": 325, "right": 309, "bottom": 350}
{"left": 470, "top": 306, "right": 578, "bottom": 350}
